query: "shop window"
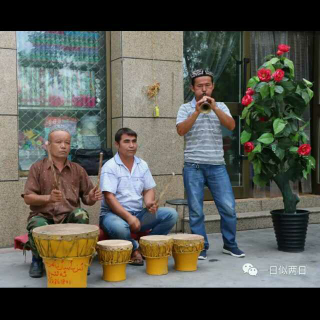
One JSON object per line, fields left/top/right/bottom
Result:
{"left": 17, "top": 31, "right": 107, "bottom": 176}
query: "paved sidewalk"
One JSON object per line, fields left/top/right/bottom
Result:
{"left": 1, "top": 224, "right": 319, "bottom": 288}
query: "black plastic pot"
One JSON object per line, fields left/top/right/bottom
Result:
{"left": 270, "top": 209, "right": 309, "bottom": 253}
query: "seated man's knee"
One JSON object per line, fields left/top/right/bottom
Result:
{"left": 101, "top": 215, "right": 130, "bottom": 239}
{"left": 160, "top": 207, "right": 178, "bottom": 223}
{"left": 27, "top": 216, "right": 49, "bottom": 232}
{"left": 69, "top": 208, "right": 89, "bottom": 224}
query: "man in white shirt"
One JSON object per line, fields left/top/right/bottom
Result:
{"left": 99, "top": 128, "right": 178, "bottom": 266}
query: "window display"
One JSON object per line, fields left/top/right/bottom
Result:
{"left": 17, "top": 31, "right": 107, "bottom": 175}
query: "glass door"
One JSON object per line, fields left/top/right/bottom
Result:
{"left": 183, "top": 31, "right": 251, "bottom": 198}
{"left": 312, "top": 31, "right": 320, "bottom": 194}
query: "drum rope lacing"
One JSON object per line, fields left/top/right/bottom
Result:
{"left": 140, "top": 241, "right": 173, "bottom": 259}
{"left": 173, "top": 240, "right": 204, "bottom": 254}
{"left": 35, "top": 233, "right": 98, "bottom": 266}
{"left": 98, "top": 247, "right": 132, "bottom": 266}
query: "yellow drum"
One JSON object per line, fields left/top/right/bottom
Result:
{"left": 32, "top": 223, "right": 99, "bottom": 288}
{"left": 96, "top": 240, "right": 133, "bottom": 282}
{"left": 139, "top": 235, "right": 173, "bottom": 276}
{"left": 171, "top": 234, "right": 204, "bottom": 271}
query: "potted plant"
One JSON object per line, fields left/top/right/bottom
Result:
{"left": 240, "top": 44, "right": 316, "bottom": 252}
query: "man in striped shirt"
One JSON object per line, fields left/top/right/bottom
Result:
{"left": 176, "top": 69, "right": 245, "bottom": 260}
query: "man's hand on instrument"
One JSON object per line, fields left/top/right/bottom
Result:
{"left": 89, "top": 186, "right": 103, "bottom": 202}
{"left": 204, "top": 96, "right": 218, "bottom": 111}
{"left": 146, "top": 200, "right": 159, "bottom": 214}
{"left": 128, "top": 215, "right": 141, "bottom": 233}
{"left": 49, "top": 189, "right": 63, "bottom": 203}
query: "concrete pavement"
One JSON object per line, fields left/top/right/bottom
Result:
{"left": 1, "top": 224, "right": 319, "bottom": 288}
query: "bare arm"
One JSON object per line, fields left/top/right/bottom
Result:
{"left": 103, "top": 191, "right": 141, "bottom": 232}
{"left": 177, "top": 110, "right": 200, "bottom": 136}
{"left": 24, "top": 189, "right": 62, "bottom": 206}
{"left": 143, "top": 188, "right": 158, "bottom": 214}
{"left": 207, "top": 96, "right": 235, "bottom": 131}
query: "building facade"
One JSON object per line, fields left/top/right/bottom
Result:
{"left": 0, "top": 31, "right": 319, "bottom": 248}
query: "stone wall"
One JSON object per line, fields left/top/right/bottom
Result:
{"left": 0, "top": 31, "right": 185, "bottom": 248}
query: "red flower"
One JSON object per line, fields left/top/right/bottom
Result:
{"left": 277, "top": 50, "right": 284, "bottom": 56}
{"left": 272, "top": 69, "right": 285, "bottom": 82}
{"left": 298, "top": 144, "right": 311, "bottom": 156}
{"left": 278, "top": 44, "right": 290, "bottom": 53}
{"left": 257, "top": 68, "right": 272, "bottom": 82}
{"left": 246, "top": 88, "right": 255, "bottom": 96}
{"left": 244, "top": 142, "right": 255, "bottom": 153}
{"left": 259, "top": 117, "right": 268, "bottom": 122}
{"left": 242, "top": 94, "right": 253, "bottom": 106}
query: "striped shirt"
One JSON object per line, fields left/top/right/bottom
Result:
{"left": 100, "top": 153, "right": 156, "bottom": 214}
{"left": 176, "top": 97, "right": 231, "bottom": 165}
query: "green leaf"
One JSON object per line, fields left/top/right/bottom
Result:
{"left": 271, "top": 144, "right": 285, "bottom": 160}
{"left": 307, "top": 87, "right": 314, "bottom": 100}
{"left": 252, "top": 143, "right": 262, "bottom": 154}
{"left": 308, "top": 155, "right": 316, "bottom": 169}
{"left": 273, "top": 118, "right": 287, "bottom": 135}
{"left": 301, "top": 132, "right": 309, "bottom": 143}
{"left": 292, "top": 133, "right": 300, "bottom": 142}
{"left": 241, "top": 106, "right": 250, "bottom": 119}
{"left": 270, "top": 57, "right": 280, "bottom": 64}
{"left": 257, "top": 133, "right": 274, "bottom": 145}
{"left": 270, "top": 83, "right": 275, "bottom": 98}
{"left": 248, "top": 151, "right": 255, "bottom": 162}
{"left": 284, "top": 111, "right": 303, "bottom": 121}
{"left": 275, "top": 86, "right": 284, "bottom": 94}
{"left": 278, "top": 137, "right": 294, "bottom": 149}
{"left": 253, "top": 174, "right": 268, "bottom": 187}
{"left": 260, "top": 83, "right": 270, "bottom": 99}
{"left": 247, "top": 76, "right": 259, "bottom": 88}
{"left": 280, "top": 80, "right": 296, "bottom": 92}
{"left": 303, "top": 78, "right": 313, "bottom": 87}
{"left": 284, "top": 58, "right": 295, "bottom": 77}
{"left": 240, "top": 130, "right": 251, "bottom": 144}
{"left": 289, "top": 146, "right": 299, "bottom": 153}
{"left": 299, "top": 122, "right": 310, "bottom": 132}
{"left": 303, "top": 169, "right": 308, "bottom": 180}
{"left": 253, "top": 160, "right": 262, "bottom": 174}
{"left": 255, "top": 82, "right": 268, "bottom": 92}
{"left": 301, "top": 91, "right": 310, "bottom": 104}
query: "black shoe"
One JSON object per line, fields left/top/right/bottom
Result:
{"left": 29, "top": 259, "right": 44, "bottom": 278}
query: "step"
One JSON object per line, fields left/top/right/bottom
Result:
{"left": 184, "top": 195, "right": 320, "bottom": 216}
{"left": 181, "top": 207, "right": 320, "bottom": 234}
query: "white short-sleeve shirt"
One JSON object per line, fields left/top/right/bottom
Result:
{"left": 100, "top": 152, "right": 156, "bottom": 214}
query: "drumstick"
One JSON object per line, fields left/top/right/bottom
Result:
{"left": 46, "top": 142, "right": 59, "bottom": 190}
{"left": 96, "top": 152, "right": 104, "bottom": 189}
{"left": 156, "top": 172, "right": 175, "bottom": 205}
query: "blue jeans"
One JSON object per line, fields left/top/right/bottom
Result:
{"left": 183, "top": 162, "right": 238, "bottom": 250}
{"left": 99, "top": 207, "right": 178, "bottom": 251}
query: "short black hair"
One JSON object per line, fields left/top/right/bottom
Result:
{"left": 115, "top": 128, "right": 137, "bottom": 143}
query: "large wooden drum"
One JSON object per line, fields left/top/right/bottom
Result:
{"left": 139, "top": 235, "right": 173, "bottom": 275}
{"left": 96, "top": 240, "right": 133, "bottom": 282}
{"left": 32, "top": 224, "right": 99, "bottom": 288}
{"left": 171, "top": 234, "right": 204, "bottom": 271}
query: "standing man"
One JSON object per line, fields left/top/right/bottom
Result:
{"left": 22, "top": 128, "right": 103, "bottom": 278}
{"left": 99, "top": 128, "right": 178, "bottom": 266}
{"left": 176, "top": 69, "right": 245, "bottom": 260}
